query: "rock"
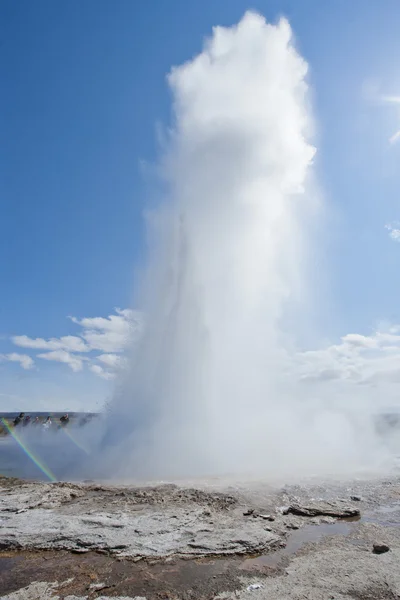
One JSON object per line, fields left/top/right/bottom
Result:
{"left": 350, "top": 495, "right": 362, "bottom": 502}
{"left": 88, "top": 582, "right": 107, "bottom": 591}
{"left": 243, "top": 508, "right": 255, "bottom": 516}
{"left": 320, "top": 517, "right": 336, "bottom": 524}
{"left": 373, "top": 542, "right": 390, "bottom": 554}
{"left": 287, "top": 502, "right": 360, "bottom": 519}
{"left": 247, "top": 583, "right": 263, "bottom": 591}
{"left": 286, "top": 523, "right": 300, "bottom": 530}
{"left": 259, "top": 514, "right": 275, "bottom": 521}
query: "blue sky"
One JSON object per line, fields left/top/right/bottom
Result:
{"left": 1, "top": 0, "right": 400, "bottom": 411}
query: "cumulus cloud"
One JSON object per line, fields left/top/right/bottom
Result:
{"left": 385, "top": 223, "right": 400, "bottom": 242}
{"left": 6, "top": 308, "right": 142, "bottom": 379}
{"left": 69, "top": 308, "right": 141, "bottom": 353}
{"left": 6, "top": 298, "right": 400, "bottom": 401}
{"left": 298, "top": 326, "right": 400, "bottom": 387}
{"left": 12, "top": 334, "right": 89, "bottom": 353}
{"left": 0, "top": 353, "right": 34, "bottom": 370}
{"left": 97, "top": 354, "right": 122, "bottom": 368}
{"left": 37, "top": 350, "right": 86, "bottom": 372}
{"left": 89, "top": 364, "right": 116, "bottom": 380}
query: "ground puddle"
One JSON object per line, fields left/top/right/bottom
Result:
{"left": 241, "top": 521, "right": 354, "bottom": 569}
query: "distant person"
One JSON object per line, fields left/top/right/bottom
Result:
{"left": 23, "top": 415, "right": 31, "bottom": 427}
{"left": 60, "top": 413, "right": 69, "bottom": 427}
{"left": 42, "top": 416, "right": 52, "bottom": 431}
{"left": 32, "top": 416, "right": 40, "bottom": 425}
{"left": 13, "top": 413, "right": 25, "bottom": 427}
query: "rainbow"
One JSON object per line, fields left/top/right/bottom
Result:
{"left": 49, "top": 412, "right": 90, "bottom": 455}
{"left": 60, "top": 426, "right": 90, "bottom": 455}
{"left": 1, "top": 418, "right": 57, "bottom": 482}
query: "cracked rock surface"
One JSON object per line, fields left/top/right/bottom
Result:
{"left": 0, "top": 480, "right": 281, "bottom": 557}
{"left": 1, "top": 474, "right": 400, "bottom": 599}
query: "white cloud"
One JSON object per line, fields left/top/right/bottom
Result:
{"left": 7, "top": 309, "right": 143, "bottom": 378}
{"left": 12, "top": 334, "right": 89, "bottom": 353}
{"left": 89, "top": 364, "right": 115, "bottom": 380}
{"left": 37, "top": 350, "right": 86, "bottom": 372}
{"left": 97, "top": 353, "right": 121, "bottom": 368}
{"left": 90, "top": 353, "right": 127, "bottom": 380}
{"left": 385, "top": 223, "right": 400, "bottom": 242}
{"left": 0, "top": 353, "right": 34, "bottom": 370}
{"left": 297, "top": 326, "right": 400, "bottom": 387}
{"left": 341, "top": 333, "right": 377, "bottom": 349}
{"left": 69, "top": 308, "right": 142, "bottom": 353}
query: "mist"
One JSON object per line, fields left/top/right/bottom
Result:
{"left": 86, "top": 13, "right": 400, "bottom": 481}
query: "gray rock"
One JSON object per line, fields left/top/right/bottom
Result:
{"left": 0, "top": 483, "right": 281, "bottom": 558}
{"left": 287, "top": 502, "right": 360, "bottom": 519}
{"left": 372, "top": 542, "right": 390, "bottom": 554}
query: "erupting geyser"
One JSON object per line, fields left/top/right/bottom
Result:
{"left": 95, "top": 13, "right": 388, "bottom": 481}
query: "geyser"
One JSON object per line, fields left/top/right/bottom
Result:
{"left": 97, "top": 13, "right": 391, "bottom": 481}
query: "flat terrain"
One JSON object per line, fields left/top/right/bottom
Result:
{"left": 1, "top": 474, "right": 400, "bottom": 599}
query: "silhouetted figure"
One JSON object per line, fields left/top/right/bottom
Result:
{"left": 13, "top": 413, "right": 25, "bottom": 427}
{"left": 23, "top": 415, "right": 31, "bottom": 426}
{"left": 60, "top": 414, "right": 69, "bottom": 427}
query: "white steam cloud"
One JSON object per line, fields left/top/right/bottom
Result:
{"left": 86, "top": 13, "right": 400, "bottom": 482}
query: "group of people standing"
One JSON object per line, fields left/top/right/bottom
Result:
{"left": 12, "top": 413, "right": 70, "bottom": 430}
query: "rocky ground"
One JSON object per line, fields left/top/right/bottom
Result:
{"left": 1, "top": 474, "right": 400, "bottom": 599}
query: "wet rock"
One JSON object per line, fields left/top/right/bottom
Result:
{"left": 278, "top": 506, "right": 290, "bottom": 515}
{"left": 372, "top": 542, "right": 390, "bottom": 554}
{"left": 287, "top": 501, "right": 360, "bottom": 519}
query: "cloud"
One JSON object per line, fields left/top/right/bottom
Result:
{"left": 341, "top": 333, "right": 378, "bottom": 349}
{"left": 69, "top": 308, "right": 141, "bottom": 353}
{"left": 0, "top": 353, "right": 34, "bottom": 370}
{"left": 297, "top": 326, "right": 400, "bottom": 387}
{"left": 385, "top": 223, "right": 400, "bottom": 242}
{"left": 12, "top": 334, "right": 89, "bottom": 353}
{"left": 37, "top": 350, "right": 86, "bottom": 372}
{"left": 97, "top": 354, "right": 122, "bottom": 368}
{"left": 89, "top": 364, "right": 116, "bottom": 380}
{"left": 7, "top": 308, "right": 143, "bottom": 379}
{"left": 5, "top": 302, "right": 400, "bottom": 396}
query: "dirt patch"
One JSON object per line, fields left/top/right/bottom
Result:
{"left": 0, "top": 549, "right": 244, "bottom": 599}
